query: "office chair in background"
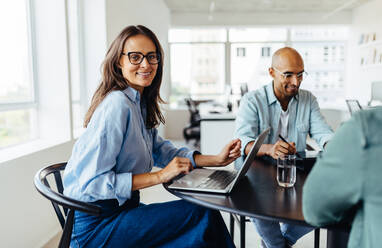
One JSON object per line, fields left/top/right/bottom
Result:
{"left": 345, "top": 99, "right": 362, "bottom": 116}
{"left": 183, "top": 98, "right": 201, "bottom": 148}
{"left": 240, "top": 83, "right": 248, "bottom": 97}
{"left": 34, "top": 162, "right": 101, "bottom": 248}
{"left": 236, "top": 83, "right": 249, "bottom": 107}
{"left": 368, "top": 81, "right": 382, "bottom": 106}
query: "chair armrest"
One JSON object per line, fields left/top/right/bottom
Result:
{"left": 34, "top": 168, "right": 101, "bottom": 216}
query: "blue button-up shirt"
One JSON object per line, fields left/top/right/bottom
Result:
{"left": 235, "top": 82, "right": 333, "bottom": 154}
{"left": 63, "top": 87, "right": 197, "bottom": 206}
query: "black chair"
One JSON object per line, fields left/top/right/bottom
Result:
{"left": 240, "top": 83, "right": 248, "bottom": 97}
{"left": 34, "top": 162, "right": 101, "bottom": 248}
{"left": 183, "top": 98, "right": 201, "bottom": 147}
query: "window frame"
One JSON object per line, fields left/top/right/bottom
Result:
{"left": 169, "top": 26, "right": 349, "bottom": 108}
{"left": 0, "top": 0, "right": 39, "bottom": 149}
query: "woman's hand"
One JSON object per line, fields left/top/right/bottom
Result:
{"left": 215, "top": 139, "right": 242, "bottom": 166}
{"left": 157, "top": 157, "right": 193, "bottom": 183}
{"left": 193, "top": 139, "right": 241, "bottom": 167}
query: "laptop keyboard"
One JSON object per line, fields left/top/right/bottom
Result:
{"left": 197, "top": 170, "right": 237, "bottom": 189}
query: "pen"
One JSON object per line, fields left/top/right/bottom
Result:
{"left": 278, "top": 134, "right": 301, "bottom": 158}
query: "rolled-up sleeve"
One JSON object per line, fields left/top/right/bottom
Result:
{"left": 235, "top": 94, "right": 260, "bottom": 155}
{"left": 152, "top": 128, "right": 199, "bottom": 168}
{"left": 64, "top": 95, "right": 133, "bottom": 205}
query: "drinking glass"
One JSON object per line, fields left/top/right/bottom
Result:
{"left": 277, "top": 154, "right": 296, "bottom": 187}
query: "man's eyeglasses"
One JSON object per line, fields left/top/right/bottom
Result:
{"left": 272, "top": 67, "right": 308, "bottom": 81}
{"left": 122, "top": 52, "right": 160, "bottom": 65}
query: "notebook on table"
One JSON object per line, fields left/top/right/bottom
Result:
{"left": 168, "top": 128, "right": 270, "bottom": 194}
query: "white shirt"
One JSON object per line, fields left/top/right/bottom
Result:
{"left": 277, "top": 108, "right": 289, "bottom": 140}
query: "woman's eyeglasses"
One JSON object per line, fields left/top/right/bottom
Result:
{"left": 121, "top": 52, "right": 160, "bottom": 65}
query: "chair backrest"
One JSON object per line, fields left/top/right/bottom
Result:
{"left": 345, "top": 99, "right": 362, "bottom": 116}
{"left": 184, "top": 98, "right": 201, "bottom": 124}
{"left": 34, "top": 162, "right": 101, "bottom": 248}
{"left": 370, "top": 81, "right": 382, "bottom": 105}
{"left": 240, "top": 83, "right": 248, "bottom": 96}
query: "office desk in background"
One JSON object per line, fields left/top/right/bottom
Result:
{"left": 199, "top": 107, "right": 350, "bottom": 154}
{"left": 200, "top": 111, "right": 236, "bottom": 154}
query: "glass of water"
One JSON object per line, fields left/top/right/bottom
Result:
{"left": 277, "top": 154, "right": 296, "bottom": 188}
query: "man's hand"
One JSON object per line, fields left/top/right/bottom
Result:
{"left": 268, "top": 140, "right": 296, "bottom": 159}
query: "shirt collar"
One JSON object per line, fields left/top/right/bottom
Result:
{"left": 266, "top": 81, "right": 299, "bottom": 106}
{"left": 266, "top": 82, "right": 278, "bottom": 106}
{"left": 122, "top": 86, "right": 141, "bottom": 103}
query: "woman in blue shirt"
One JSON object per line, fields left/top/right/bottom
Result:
{"left": 63, "top": 25, "right": 241, "bottom": 247}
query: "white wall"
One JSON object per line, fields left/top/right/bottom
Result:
{"left": 346, "top": 0, "right": 382, "bottom": 104}
{"left": 0, "top": 141, "right": 75, "bottom": 248}
{"left": 0, "top": 1, "right": 171, "bottom": 247}
{"left": 105, "top": 0, "right": 171, "bottom": 137}
{"left": 34, "top": 0, "right": 71, "bottom": 142}
{"left": 80, "top": 0, "right": 108, "bottom": 105}
{"left": 105, "top": 0, "right": 171, "bottom": 102}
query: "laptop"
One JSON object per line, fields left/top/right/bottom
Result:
{"left": 168, "top": 127, "right": 270, "bottom": 194}
{"left": 346, "top": 99, "right": 363, "bottom": 115}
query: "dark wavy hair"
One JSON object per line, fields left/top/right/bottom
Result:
{"left": 84, "top": 25, "right": 165, "bottom": 128}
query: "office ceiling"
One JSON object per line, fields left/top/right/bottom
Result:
{"left": 163, "top": 0, "right": 371, "bottom": 14}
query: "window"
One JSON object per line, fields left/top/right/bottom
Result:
{"left": 170, "top": 43, "right": 225, "bottom": 103}
{"left": 169, "top": 29, "right": 226, "bottom": 104}
{"left": 231, "top": 42, "right": 284, "bottom": 94}
{"left": 228, "top": 28, "right": 287, "bottom": 95}
{"left": 0, "top": 0, "right": 106, "bottom": 162}
{"left": 169, "top": 26, "right": 349, "bottom": 108}
{"left": 237, "top": 47, "right": 246, "bottom": 57}
{"left": 261, "top": 47, "right": 271, "bottom": 57}
{"left": 0, "top": 0, "right": 37, "bottom": 149}
{"left": 291, "top": 27, "right": 349, "bottom": 107}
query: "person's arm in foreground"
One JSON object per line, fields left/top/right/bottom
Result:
{"left": 303, "top": 115, "right": 363, "bottom": 226}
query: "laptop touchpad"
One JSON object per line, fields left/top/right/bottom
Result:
{"left": 172, "top": 169, "right": 215, "bottom": 187}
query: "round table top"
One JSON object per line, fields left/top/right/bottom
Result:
{"left": 164, "top": 157, "right": 312, "bottom": 227}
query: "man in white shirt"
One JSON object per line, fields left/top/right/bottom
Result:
{"left": 235, "top": 47, "right": 333, "bottom": 248}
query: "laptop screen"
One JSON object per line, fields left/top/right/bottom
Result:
{"left": 229, "top": 127, "right": 270, "bottom": 188}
